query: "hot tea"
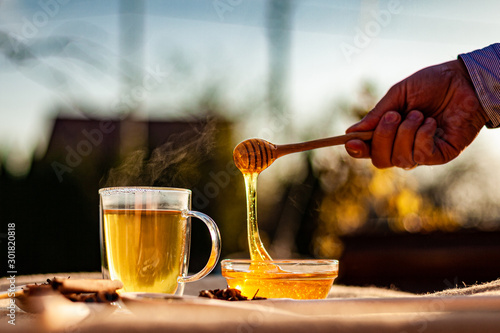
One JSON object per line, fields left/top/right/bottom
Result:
{"left": 100, "top": 187, "right": 221, "bottom": 295}
{"left": 102, "top": 209, "right": 186, "bottom": 293}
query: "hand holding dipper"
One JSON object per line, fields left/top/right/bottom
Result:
{"left": 233, "top": 131, "right": 373, "bottom": 174}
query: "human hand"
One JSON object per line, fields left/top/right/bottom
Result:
{"left": 345, "top": 59, "right": 489, "bottom": 169}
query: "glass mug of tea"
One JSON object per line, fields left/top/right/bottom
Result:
{"left": 99, "top": 187, "right": 221, "bottom": 295}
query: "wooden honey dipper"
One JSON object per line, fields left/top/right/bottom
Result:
{"left": 233, "top": 131, "right": 374, "bottom": 173}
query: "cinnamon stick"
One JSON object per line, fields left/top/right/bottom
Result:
{"left": 50, "top": 278, "right": 123, "bottom": 294}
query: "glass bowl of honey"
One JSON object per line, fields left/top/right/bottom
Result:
{"left": 221, "top": 259, "right": 339, "bottom": 300}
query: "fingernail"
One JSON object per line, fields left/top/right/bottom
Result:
{"left": 384, "top": 112, "right": 399, "bottom": 124}
{"left": 407, "top": 111, "right": 422, "bottom": 121}
{"left": 347, "top": 148, "right": 361, "bottom": 157}
{"left": 424, "top": 117, "right": 434, "bottom": 125}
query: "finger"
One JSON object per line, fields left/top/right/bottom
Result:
{"left": 392, "top": 110, "right": 424, "bottom": 169}
{"left": 345, "top": 139, "right": 370, "bottom": 158}
{"left": 413, "top": 117, "right": 439, "bottom": 165}
{"left": 371, "top": 111, "right": 401, "bottom": 168}
{"left": 346, "top": 110, "right": 384, "bottom": 133}
{"left": 347, "top": 83, "right": 405, "bottom": 133}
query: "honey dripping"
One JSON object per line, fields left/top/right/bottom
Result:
{"left": 242, "top": 172, "right": 272, "bottom": 261}
{"left": 231, "top": 171, "right": 339, "bottom": 299}
{"left": 232, "top": 140, "right": 338, "bottom": 299}
{"left": 233, "top": 139, "right": 274, "bottom": 261}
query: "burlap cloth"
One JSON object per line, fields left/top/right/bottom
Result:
{"left": 1, "top": 273, "right": 500, "bottom": 333}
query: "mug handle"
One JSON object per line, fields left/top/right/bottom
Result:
{"left": 180, "top": 210, "right": 221, "bottom": 283}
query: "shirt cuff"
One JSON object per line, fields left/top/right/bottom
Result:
{"left": 459, "top": 43, "right": 500, "bottom": 128}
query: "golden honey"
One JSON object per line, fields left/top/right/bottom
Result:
{"left": 222, "top": 261, "right": 338, "bottom": 299}
{"left": 243, "top": 172, "right": 272, "bottom": 261}
{"left": 233, "top": 149, "right": 338, "bottom": 299}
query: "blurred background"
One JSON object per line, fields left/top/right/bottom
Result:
{"left": 1, "top": 0, "right": 500, "bottom": 293}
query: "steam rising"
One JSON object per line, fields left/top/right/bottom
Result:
{"left": 102, "top": 120, "right": 216, "bottom": 188}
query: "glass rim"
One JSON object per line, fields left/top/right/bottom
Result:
{"left": 99, "top": 186, "right": 191, "bottom": 195}
{"left": 221, "top": 259, "right": 338, "bottom": 265}
{"left": 221, "top": 259, "right": 339, "bottom": 276}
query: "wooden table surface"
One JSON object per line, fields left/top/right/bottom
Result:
{"left": 1, "top": 272, "right": 500, "bottom": 333}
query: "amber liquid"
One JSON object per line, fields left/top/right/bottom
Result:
{"left": 224, "top": 270, "right": 337, "bottom": 300}
{"left": 243, "top": 172, "right": 272, "bottom": 261}
{"left": 103, "top": 209, "right": 186, "bottom": 293}
{"left": 238, "top": 171, "right": 336, "bottom": 299}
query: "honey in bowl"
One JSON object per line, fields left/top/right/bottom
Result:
{"left": 221, "top": 259, "right": 339, "bottom": 299}
{"left": 233, "top": 139, "right": 339, "bottom": 299}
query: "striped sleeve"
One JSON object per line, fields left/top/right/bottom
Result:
{"left": 459, "top": 43, "right": 500, "bottom": 128}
